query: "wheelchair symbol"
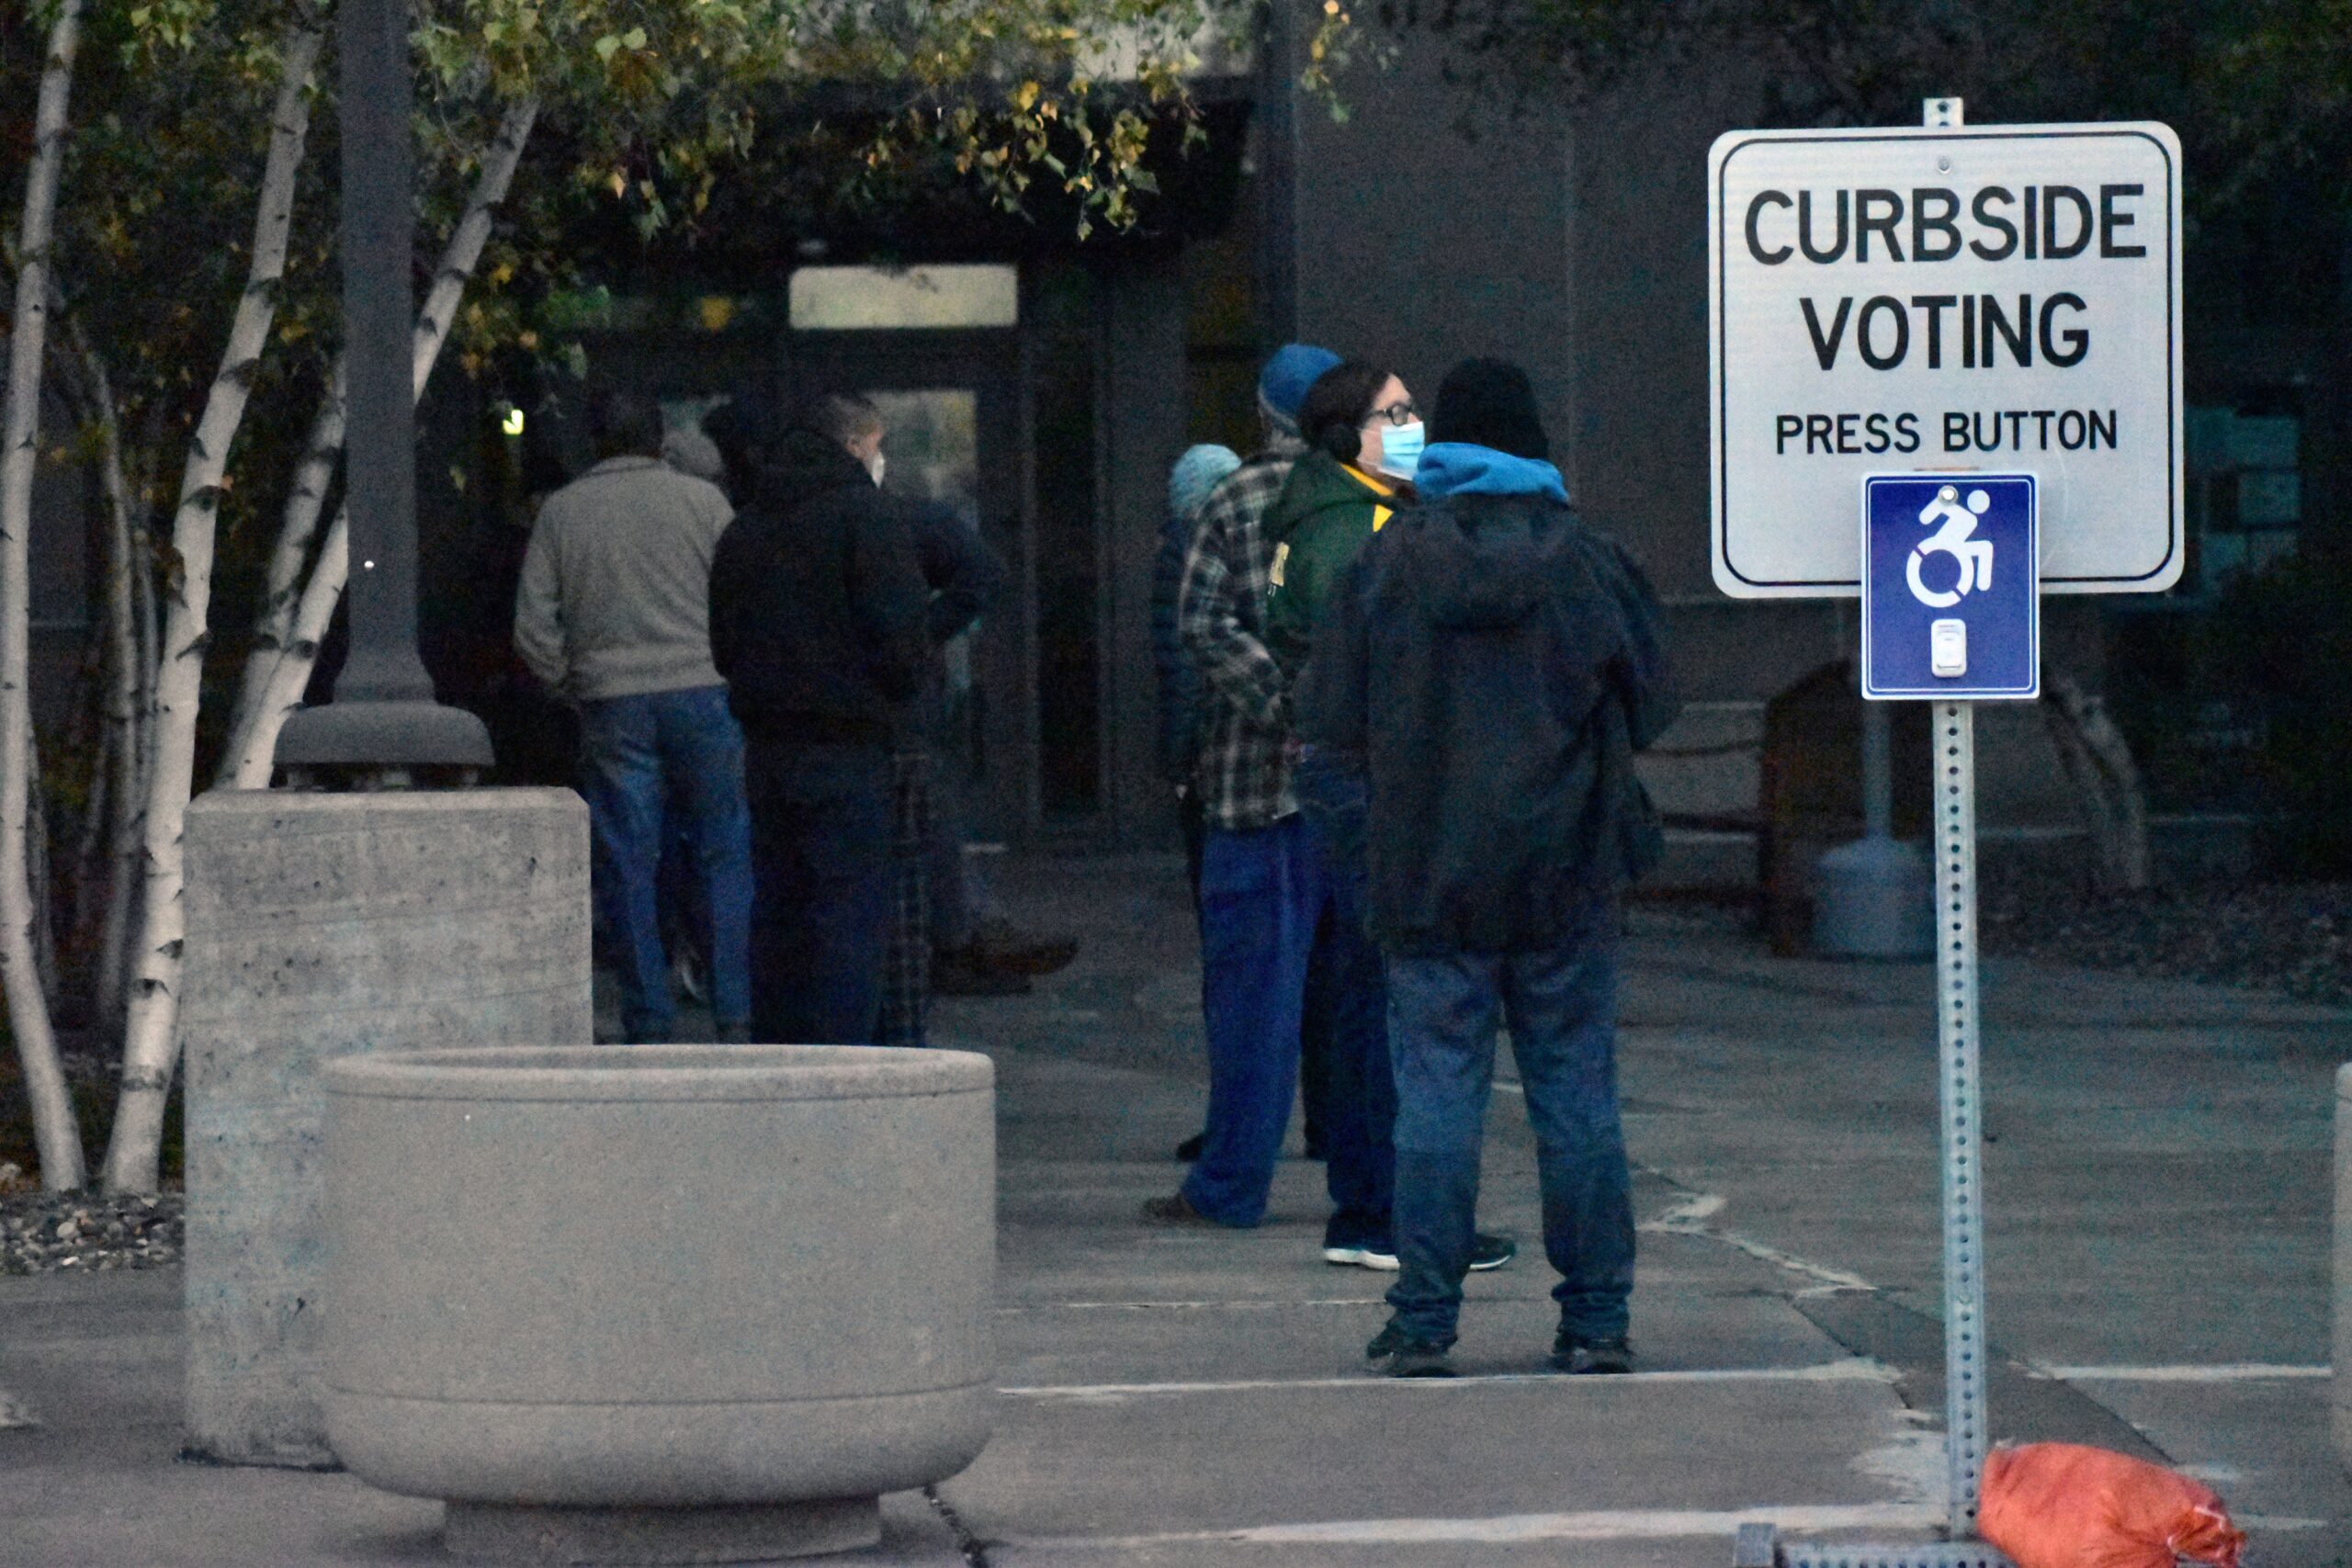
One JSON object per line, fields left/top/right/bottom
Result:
{"left": 1907, "top": 485, "right": 1994, "bottom": 610}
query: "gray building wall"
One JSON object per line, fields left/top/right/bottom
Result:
{"left": 1263, "top": 43, "right": 2104, "bottom": 841}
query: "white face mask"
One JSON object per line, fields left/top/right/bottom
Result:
{"left": 867, "top": 453, "right": 888, "bottom": 489}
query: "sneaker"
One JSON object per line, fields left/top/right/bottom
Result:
{"left": 1468, "top": 1232, "right": 1517, "bottom": 1272}
{"left": 1139, "top": 1192, "right": 1216, "bottom": 1227}
{"left": 1322, "top": 1243, "right": 1400, "bottom": 1270}
{"left": 1388, "top": 1343, "right": 1457, "bottom": 1379}
{"left": 1549, "top": 1332, "right": 1634, "bottom": 1375}
{"left": 1364, "top": 1319, "right": 1454, "bottom": 1377}
{"left": 1326, "top": 1233, "right": 1514, "bottom": 1273}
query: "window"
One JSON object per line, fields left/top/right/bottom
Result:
{"left": 787, "top": 265, "right": 1019, "bottom": 331}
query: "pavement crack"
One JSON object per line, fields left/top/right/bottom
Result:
{"left": 1634, "top": 1166, "right": 1876, "bottom": 1292}
{"left": 923, "top": 1483, "right": 990, "bottom": 1568}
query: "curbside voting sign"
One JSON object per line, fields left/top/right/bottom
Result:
{"left": 1709, "top": 122, "right": 2181, "bottom": 598}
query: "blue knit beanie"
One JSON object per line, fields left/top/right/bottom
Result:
{"left": 1257, "top": 344, "right": 1342, "bottom": 434}
{"left": 1169, "top": 444, "right": 1241, "bottom": 521}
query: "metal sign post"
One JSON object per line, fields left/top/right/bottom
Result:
{"left": 1931, "top": 696, "right": 1988, "bottom": 1542}
{"left": 1711, "top": 84, "right": 2183, "bottom": 1562}
{"left": 1736, "top": 100, "right": 2039, "bottom": 1568}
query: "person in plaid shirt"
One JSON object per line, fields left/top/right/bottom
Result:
{"left": 1141, "top": 344, "right": 1337, "bottom": 1231}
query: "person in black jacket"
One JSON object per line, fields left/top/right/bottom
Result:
{"left": 709, "top": 392, "right": 931, "bottom": 1044}
{"left": 1300, "top": 358, "right": 1678, "bottom": 1379}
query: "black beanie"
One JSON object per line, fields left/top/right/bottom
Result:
{"left": 1429, "top": 357, "right": 1549, "bottom": 462}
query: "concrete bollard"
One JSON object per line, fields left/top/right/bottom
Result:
{"left": 182, "top": 788, "right": 591, "bottom": 1467}
{"left": 2336, "top": 1066, "right": 2352, "bottom": 1475}
{"left": 320, "top": 1043, "right": 997, "bottom": 1563}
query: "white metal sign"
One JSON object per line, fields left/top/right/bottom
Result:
{"left": 1709, "top": 121, "right": 2181, "bottom": 598}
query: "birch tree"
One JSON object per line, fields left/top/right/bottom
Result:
{"left": 0, "top": 0, "right": 88, "bottom": 1191}
{"left": 55, "top": 313, "right": 153, "bottom": 1024}
{"left": 98, "top": 16, "right": 322, "bottom": 1194}
{"left": 221, "top": 96, "right": 539, "bottom": 785}
{"left": 7, "top": 0, "right": 1341, "bottom": 1192}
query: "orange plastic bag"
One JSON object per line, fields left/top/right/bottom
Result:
{"left": 1979, "top": 1442, "right": 2245, "bottom": 1568}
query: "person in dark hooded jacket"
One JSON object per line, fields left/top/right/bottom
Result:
{"left": 1300, "top": 357, "right": 1677, "bottom": 1378}
{"left": 708, "top": 391, "right": 930, "bottom": 1045}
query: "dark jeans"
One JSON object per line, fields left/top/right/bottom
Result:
{"left": 1180, "top": 817, "right": 1318, "bottom": 1225}
{"left": 1180, "top": 808, "right": 1389, "bottom": 1236}
{"left": 744, "top": 740, "right": 894, "bottom": 1045}
{"left": 576, "top": 685, "right": 752, "bottom": 1042}
{"left": 1295, "top": 752, "right": 1391, "bottom": 1250}
{"left": 1385, "top": 900, "right": 1634, "bottom": 1348}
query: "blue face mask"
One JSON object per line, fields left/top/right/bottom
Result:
{"left": 1378, "top": 420, "right": 1426, "bottom": 480}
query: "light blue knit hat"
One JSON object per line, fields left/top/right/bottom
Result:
{"left": 1169, "top": 444, "right": 1242, "bottom": 521}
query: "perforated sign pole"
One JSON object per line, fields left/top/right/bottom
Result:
{"left": 1735, "top": 96, "right": 2017, "bottom": 1568}
{"left": 1932, "top": 696, "right": 1989, "bottom": 1543}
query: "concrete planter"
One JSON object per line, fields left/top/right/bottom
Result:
{"left": 2338, "top": 1065, "right": 2351, "bottom": 1476}
{"left": 320, "top": 1044, "right": 995, "bottom": 1563}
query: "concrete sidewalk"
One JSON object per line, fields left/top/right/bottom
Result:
{"left": 4, "top": 852, "right": 2346, "bottom": 1565}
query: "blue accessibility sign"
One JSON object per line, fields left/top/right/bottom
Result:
{"left": 1861, "top": 473, "right": 2040, "bottom": 701}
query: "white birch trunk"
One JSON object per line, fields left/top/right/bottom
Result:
{"left": 222, "top": 96, "right": 538, "bottom": 789}
{"left": 60, "top": 313, "right": 147, "bottom": 1031}
{"left": 99, "top": 23, "right": 322, "bottom": 1194}
{"left": 26, "top": 728, "right": 53, "bottom": 1008}
{"left": 232, "top": 508, "right": 348, "bottom": 789}
{"left": 0, "top": 0, "right": 87, "bottom": 1190}
{"left": 219, "top": 354, "right": 343, "bottom": 764}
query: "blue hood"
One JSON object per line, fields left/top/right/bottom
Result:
{"left": 1413, "top": 443, "right": 1569, "bottom": 502}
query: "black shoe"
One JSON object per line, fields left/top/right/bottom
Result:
{"left": 1364, "top": 1318, "right": 1453, "bottom": 1377}
{"left": 1174, "top": 1131, "right": 1205, "bottom": 1162}
{"left": 1467, "top": 1232, "right": 1517, "bottom": 1272}
{"left": 1140, "top": 1192, "right": 1216, "bottom": 1227}
{"left": 1389, "top": 1343, "right": 1456, "bottom": 1378}
{"left": 932, "top": 949, "right": 1033, "bottom": 997}
{"left": 1549, "top": 1332, "right": 1634, "bottom": 1374}
{"left": 967, "top": 920, "right": 1080, "bottom": 977}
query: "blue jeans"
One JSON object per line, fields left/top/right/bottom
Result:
{"left": 1181, "top": 816, "right": 1320, "bottom": 1226}
{"left": 1296, "top": 753, "right": 1393, "bottom": 1251}
{"left": 744, "top": 741, "right": 894, "bottom": 1045}
{"left": 577, "top": 685, "right": 753, "bottom": 1043}
{"left": 1385, "top": 901, "right": 1634, "bottom": 1347}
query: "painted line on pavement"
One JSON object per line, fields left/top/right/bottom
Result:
{"left": 1000, "top": 1297, "right": 1386, "bottom": 1314}
{"left": 1016, "top": 1501, "right": 1943, "bottom": 1549}
{"left": 2035, "top": 1362, "right": 2329, "bottom": 1382}
{"left": 1001, "top": 1359, "right": 1896, "bottom": 1399}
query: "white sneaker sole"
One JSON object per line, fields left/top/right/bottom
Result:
{"left": 1321, "top": 1246, "right": 1401, "bottom": 1271}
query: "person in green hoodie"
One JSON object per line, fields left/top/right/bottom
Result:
{"left": 1263, "top": 362, "right": 1422, "bottom": 684}
{"left": 1265, "top": 361, "right": 1518, "bottom": 1277}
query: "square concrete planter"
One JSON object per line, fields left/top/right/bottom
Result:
{"left": 320, "top": 1044, "right": 995, "bottom": 1563}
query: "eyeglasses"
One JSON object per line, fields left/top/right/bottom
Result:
{"left": 1363, "top": 400, "right": 1419, "bottom": 428}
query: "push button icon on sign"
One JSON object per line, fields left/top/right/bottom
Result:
{"left": 1862, "top": 473, "right": 2039, "bottom": 701}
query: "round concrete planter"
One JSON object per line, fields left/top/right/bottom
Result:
{"left": 2337, "top": 1065, "right": 2351, "bottom": 1476}
{"left": 320, "top": 1044, "right": 995, "bottom": 1563}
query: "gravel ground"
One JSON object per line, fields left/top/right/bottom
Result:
{"left": 1980, "top": 873, "right": 2352, "bottom": 1005}
{"left": 0, "top": 1182, "right": 182, "bottom": 1277}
